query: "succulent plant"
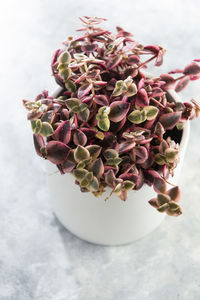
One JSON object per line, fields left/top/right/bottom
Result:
{"left": 23, "top": 16, "right": 200, "bottom": 217}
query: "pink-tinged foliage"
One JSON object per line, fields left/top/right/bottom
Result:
{"left": 54, "top": 120, "right": 71, "bottom": 144}
{"left": 159, "top": 112, "right": 181, "bottom": 129}
{"left": 33, "top": 134, "right": 45, "bottom": 157}
{"left": 183, "top": 62, "right": 200, "bottom": 75}
{"left": 78, "top": 83, "right": 93, "bottom": 99}
{"left": 93, "top": 95, "right": 109, "bottom": 106}
{"left": 135, "top": 89, "right": 149, "bottom": 107}
{"left": 107, "top": 56, "right": 122, "bottom": 70}
{"left": 73, "top": 129, "right": 87, "bottom": 146}
{"left": 23, "top": 16, "right": 200, "bottom": 217}
{"left": 175, "top": 76, "right": 190, "bottom": 92}
{"left": 46, "top": 141, "right": 71, "bottom": 164}
{"left": 160, "top": 74, "right": 175, "bottom": 90}
{"left": 109, "top": 101, "right": 130, "bottom": 122}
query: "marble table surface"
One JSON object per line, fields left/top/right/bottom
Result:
{"left": 0, "top": 0, "right": 200, "bottom": 299}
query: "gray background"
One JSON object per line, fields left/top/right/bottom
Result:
{"left": 0, "top": 0, "right": 200, "bottom": 299}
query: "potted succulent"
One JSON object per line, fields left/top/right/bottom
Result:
{"left": 23, "top": 16, "right": 200, "bottom": 245}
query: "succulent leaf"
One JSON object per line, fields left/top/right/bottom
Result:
{"left": 40, "top": 122, "right": 54, "bottom": 137}
{"left": 58, "top": 50, "right": 71, "bottom": 64}
{"left": 54, "top": 120, "right": 71, "bottom": 144}
{"left": 159, "top": 112, "right": 181, "bottom": 129}
{"left": 74, "top": 145, "right": 90, "bottom": 162}
{"left": 33, "top": 134, "right": 45, "bottom": 157}
{"left": 46, "top": 141, "right": 71, "bottom": 164}
{"left": 143, "top": 106, "right": 159, "bottom": 121}
{"left": 109, "top": 101, "right": 130, "bottom": 122}
{"left": 135, "top": 88, "right": 149, "bottom": 107}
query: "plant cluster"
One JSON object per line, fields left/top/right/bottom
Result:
{"left": 23, "top": 16, "right": 200, "bottom": 216}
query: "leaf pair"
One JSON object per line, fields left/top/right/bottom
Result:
{"left": 58, "top": 51, "right": 72, "bottom": 82}
{"left": 128, "top": 106, "right": 159, "bottom": 124}
{"left": 114, "top": 180, "right": 135, "bottom": 201}
{"left": 96, "top": 106, "right": 110, "bottom": 131}
{"left": 103, "top": 149, "right": 122, "bottom": 167}
{"left": 31, "top": 119, "right": 54, "bottom": 137}
{"left": 112, "top": 76, "right": 137, "bottom": 97}
{"left": 73, "top": 168, "right": 99, "bottom": 192}
{"left": 66, "top": 98, "right": 90, "bottom": 122}
{"left": 149, "top": 186, "right": 182, "bottom": 216}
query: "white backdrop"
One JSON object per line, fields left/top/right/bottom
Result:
{"left": 0, "top": 1, "right": 200, "bottom": 299}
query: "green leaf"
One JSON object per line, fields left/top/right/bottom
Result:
{"left": 114, "top": 183, "right": 122, "bottom": 193}
{"left": 77, "top": 108, "right": 90, "bottom": 122}
{"left": 157, "top": 194, "right": 171, "bottom": 206}
{"left": 88, "top": 176, "right": 99, "bottom": 192}
{"left": 86, "top": 145, "right": 102, "bottom": 159}
{"left": 103, "top": 149, "right": 118, "bottom": 160}
{"left": 31, "top": 119, "right": 42, "bottom": 134}
{"left": 89, "top": 158, "right": 104, "bottom": 178}
{"left": 143, "top": 106, "right": 159, "bottom": 121}
{"left": 157, "top": 203, "right": 169, "bottom": 213}
{"left": 165, "top": 148, "right": 179, "bottom": 163}
{"left": 65, "top": 80, "right": 77, "bottom": 93}
{"left": 73, "top": 168, "right": 88, "bottom": 181}
{"left": 125, "top": 83, "right": 137, "bottom": 97}
{"left": 128, "top": 110, "right": 143, "bottom": 124}
{"left": 112, "top": 80, "right": 127, "bottom": 97}
{"left": 122, "top": 180, "right": 135, "bottom": 191}
{"left": 107, "top": 157, "right": 122, "bottom": 166}
{"left": 65, "top": 98, "right": 81, "bottom": 110}
{"left": 98, "top": 118, "right": 110, "bottom": 131}
{"left": 154, "top": 153, "right": 166, "bottom": 165}
{"left": 40, "top": 122, "right": 54, "bottom": 137}
{"left": 59, "top": 67, "right": 71, "bottom": 81}
{"left": 74, "top": 145, "right": 90, "bottom": 162}
{"left": 58, "top": 50, "right": 71, "bottom": 64}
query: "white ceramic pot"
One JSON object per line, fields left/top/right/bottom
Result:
{"left": 46, "top": 87, "right": 190, "bottom": 245}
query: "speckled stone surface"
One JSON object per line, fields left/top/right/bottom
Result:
{"left": 0, "top": 1, "right": 200, "bottom": 299}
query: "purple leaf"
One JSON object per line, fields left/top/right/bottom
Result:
{"left": 155, "top": 50, "right": 164, "bottom": 66}
{"left": 58, "top": 160, "right": 76, "bottom": 174}
{"left": 144, "top": 45, "right": 160, "bottom": 54}
{"left": 118, "top": 142, "right": 136, "bottom": 153}
{"left": 138, "top": 78, "right": 144, "bottom": 90}
{"left": 160, "top": 74, "right": 175, "bottom": 90}
{"left": 46, "top": 141, "right": 71, "bottom": 164}
{"left": 119, "top": 172, "right": 138, "bottom": 183}
{"left": 107, "top": 55, "right": 122, "bottom": 70}
{"left": 54, "top": 120, "right": 71, "bottom": 144}
{"left": 93, "top": 95, "right": 109, "bottom": 106}
{"left": 159, "top": 112, "right": 181, "bottom": 129}
{"left": 89, "top": 158, "right": 104, "bottom": 178}
{"left": 168, "top": 69, "right": 183, "bottom": 74}
{"left": 167, "top": 186, "right": 181, "bottom": 202}
{"left": 33, "top": 134, "right": 45, "bottom": 157}
{"left": 73, "top": 129, "right": 87, "bottom": 146}
{"left": 175, "top": 76, "right": 190, "bottom": 92}
{"left": 183, "top": 62, "right": 200, "bottom": 75}
{"left": 144, "top": 170, "right": 160, "bottom": 185}
{"left": 153, "top": 177, "right": 167, "bottom": 194}
{"left": 150, "top": 87, "right": 165, "bottom": 97}
{"left": 135, "top": 88, "right": 149, "bottom": 107}
{"left": 127, "top": 55, "right": 140, "bottom": 65}
{"left": 109, "top": 101, "right": 130, "bottom": 122}
{"left": 81, "top": 43, "right": 98, "bottom": 52}
{"left": 135, "top": 169, "right": 144, "bottom": 190}
{"left": 149, "top": 198, "right": 158, "bottom": 208}
{"left": 133, "top": 146, "right": 148, "bottom": 164}
{"left": 78, "top": 83, "right": 93, "bottom": 99}
{"left": 105, "top": 169, "right": 116, "bottom": 186}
